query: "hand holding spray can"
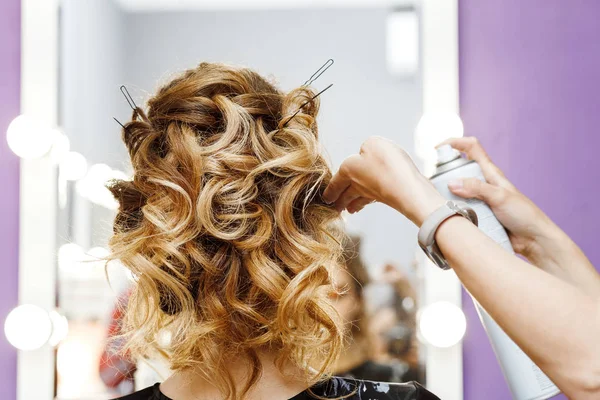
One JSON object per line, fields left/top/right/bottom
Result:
{"left": 430, "top": 145, "right": 561, "bottom": 400}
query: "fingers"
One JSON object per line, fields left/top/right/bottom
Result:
{"left": 439, "top": 137, "right": 514, "bottom": 190}
{"left": 448, "top": 177, "right": 507, "bottom": 207}
{"left": 333, "top": 187, "right": 362, "bottom": 212}
{"left": 322, "top": 154, "right": 361, "bottom": 204}
{"left": 346, "top": 197, "right": 374, "bottom": 213}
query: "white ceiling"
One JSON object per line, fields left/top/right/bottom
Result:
{"left": 115, "top": 0, "right": 416, "bottom": 12}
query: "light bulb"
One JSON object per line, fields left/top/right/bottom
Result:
{"left": 415, "top": 112, "right": 464, "bottom": 163}
{"left": 418, "top": 301, "right": 466, "bottom": 348}
{"left": 77, "top": 164, "right": 124, "bottom": 209}
{"left": 48, "top": 310, "right": 69, "bottom": 347}
{"left": 87, "top": 247, "right": 110, "bottom": 271}
{"left": 4, "top": 305, "right": 52, "bottom": 350}
{"left": 60, "top": 151, "right": 88, "bottom": 181}
{"left": 386, "top": 9, "right": 419, "bottom": 77}
{"left": 49, "top": 129, "right": 71, "bottom": 164}
{"left": 6, "top": 115, "right": 54, "bottom": 159}
{"left": 57, "top": 339, "right": 93, "bottom": 382}
{"left": 87, "top": 246, "right": 110, "bottom": 259}
{"left": 58, "top": 243, "right": 86, "bottom": 272}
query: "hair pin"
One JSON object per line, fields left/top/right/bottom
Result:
{"left": 282, "top": 59, "right": 335, "bottom": 127}
{"left": 120, "top": 85, "right": 139, "bottom": 111}
{"left": 283, "top": 83, "right": 333, "bottom": 127}
{"left": 114, "top": 84, "right": 150, "bottom": 130}
{"left": 113, "top": 117, "right": 126, "bottom": 129}
{"left": 303, "top": 59, "right": 334, "bottom": 87}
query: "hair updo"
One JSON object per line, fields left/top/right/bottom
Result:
{"left": 108, "top": 62, "right": 345, "bottom": 398}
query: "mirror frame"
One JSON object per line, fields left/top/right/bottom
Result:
{"left": 17, "top": 0, "right": 461, "bottom": 398}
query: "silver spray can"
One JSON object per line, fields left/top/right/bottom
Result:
{"left": 429, "top": 144, "right": 561, "bottom": 400}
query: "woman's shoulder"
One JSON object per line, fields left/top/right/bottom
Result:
{"left": 305, "top": 376, "right": 440, "bottom": 400}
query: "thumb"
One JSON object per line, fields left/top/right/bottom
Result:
{"left": 448, "top": 178, "right": 505, "bottom": 206}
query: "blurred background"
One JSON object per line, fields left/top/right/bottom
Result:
{"left": 4, "top": 0, "right": 600, "bottom": 400}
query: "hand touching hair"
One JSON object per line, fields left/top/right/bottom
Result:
{"left": 107, "top": 63, "right": 344, "bottom": 398}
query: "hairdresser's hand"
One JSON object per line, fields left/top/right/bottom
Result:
{"left": 440, "top": 137, "right": 558, "bottom": 261}
{"left": 323, "top": 136, "right": 445, "bottom": 226}
{"left": 442, "top": 136, "right": 600, "bottom": 297}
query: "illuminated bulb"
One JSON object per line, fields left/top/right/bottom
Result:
{"left": 58, "top": 243, "right": 86, "bottom": 272}
{"left": 60, "top": 151, "right": 88, "bottom": 181}
{"left": 386, "top": 9, "right": 419, "bottom": 76}
{"left": 87, "top": 246, "right": 110, "bottom": 259}
{"left": 87, "top": 247, "right": 110, "bottom": 271}
{"left": 418, "top": 301, "right": 466, "bottom": 348}
{"left": 6, "top": 115, "right": 54, "bottom": 159}
{"left": 49, "top": 129, "right": 70, "bottom": 164}
{"left": 4, "top": 305, "right": 52, "bottom": 350}
{"left": 57, "top": 339, "right": 93, "bottom": 382}
{"left": 48, "top": 310, "right": 69, "bottom": 347}
{"left": 415, "top": 112, "right": 464, "bottom": 165}
{"left": 77, "top": 164, "right": 125, "bottom": 209}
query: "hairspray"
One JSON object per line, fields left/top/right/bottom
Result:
{"left": 429, "top": 145, "right": 561, "bottom": 400}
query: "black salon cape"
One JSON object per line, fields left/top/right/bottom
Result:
{"left": 116, "top": 376, "right": 440, "bottom": 400}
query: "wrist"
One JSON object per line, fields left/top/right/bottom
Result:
{"left": 390, "top": 183, "right": 446, "bottom": 227}
{"left": 523, "top": 218, "right": 569, "bottom": 266}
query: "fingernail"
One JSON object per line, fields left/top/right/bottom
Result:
{"left": 448, "top": 180, "right": 463, "bottom": 190}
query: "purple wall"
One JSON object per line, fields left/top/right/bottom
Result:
{"left": 459, "top": 1, "right": 600, "bottom": 399}
{"left": 0, "top": 0, "right": 20, "bottom": 396}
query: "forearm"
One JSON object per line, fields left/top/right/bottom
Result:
{"left": 527, "top": 220, "right": 600, "bottom": 296}
{"left": 436, "top": 217, "right": 600, "bottom": 398}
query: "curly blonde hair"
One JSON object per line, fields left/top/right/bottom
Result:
{"left": 108, "top": 62, "right": 345, "bottom": 398}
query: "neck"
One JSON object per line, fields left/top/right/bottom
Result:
{"left": 333, "top": 336, "right": 368, "bottom": 374}
{"left": 160, "top": 351, "right": 310, "bottom": 400}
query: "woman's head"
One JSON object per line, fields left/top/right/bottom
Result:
{"left": 108, "top": 63, "right": 344, "bottom": 398}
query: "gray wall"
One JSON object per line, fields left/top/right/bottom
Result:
{"left": 61, "top": 0, "right": 128, "bottom": 169}
{"left": 124, "top": 9, "right": 422, "bottom": 271}
{"left": 61, "top": 0, "right": 129, "bottom": 249}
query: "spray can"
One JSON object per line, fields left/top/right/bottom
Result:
{"left": 430, "top": 144, "right": 561, "bottom": 400}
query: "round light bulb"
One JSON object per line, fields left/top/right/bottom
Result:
{"left": 6, "top": 115, "right": 54, "bottom": 159}
{"left": 4, "top": 305, "right": 52, "bottom": 350}
{"left": 415, "top": 112, "right": 464, "bottom": 163}
{"left": 58, "top": 243, "right": 86, "bottom": 272}
{"left": 48, "top": 310, "right": 69, "bottom": 347}
{"left": 418, "top": 301, "right": 466, "bottom": 348}
{"left": 87, "top": 246, "right": 110, "bottom": 260}
{"left": 60, "top": 151, "right": 88, "bottom": 181}
{"left": 77, "top": 164, "right": 122, "bottom": 209}
{"left": 57, "top": 339, "right": 93, "bottom": 382}
{"left": 49, "top": 130, "right": 71, "bottom": 165}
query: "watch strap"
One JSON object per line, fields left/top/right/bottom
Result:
{"left": 418, "top": 201, "right": 479, "bottom": 270}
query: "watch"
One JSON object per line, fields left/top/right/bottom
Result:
{"left": 418, "top": 200, "right": 479, "bottom": 270}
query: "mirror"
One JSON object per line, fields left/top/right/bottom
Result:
{"left": 18, "top": 0, "right": 463, "bottom": 399}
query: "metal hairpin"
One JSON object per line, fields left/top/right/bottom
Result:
{"left": 113, "top": 60, "right": 335, "bottom": 130}
{"left": 303, "top": 59, "right": 334, "bottom": 86}
{"left": 113, "top": 117, "right": 126, "bottom": 129}
{"left": 283, "top": 59, "right": 335, "bottom": 127}
{"left": 283, "top": 83, "right": 333, "bottom": 127}
{"left": 114, "top": 85, "right": 144, "bottom": 129}
{"left": 120, "top": 85, "right": 139, "bottom": 111}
